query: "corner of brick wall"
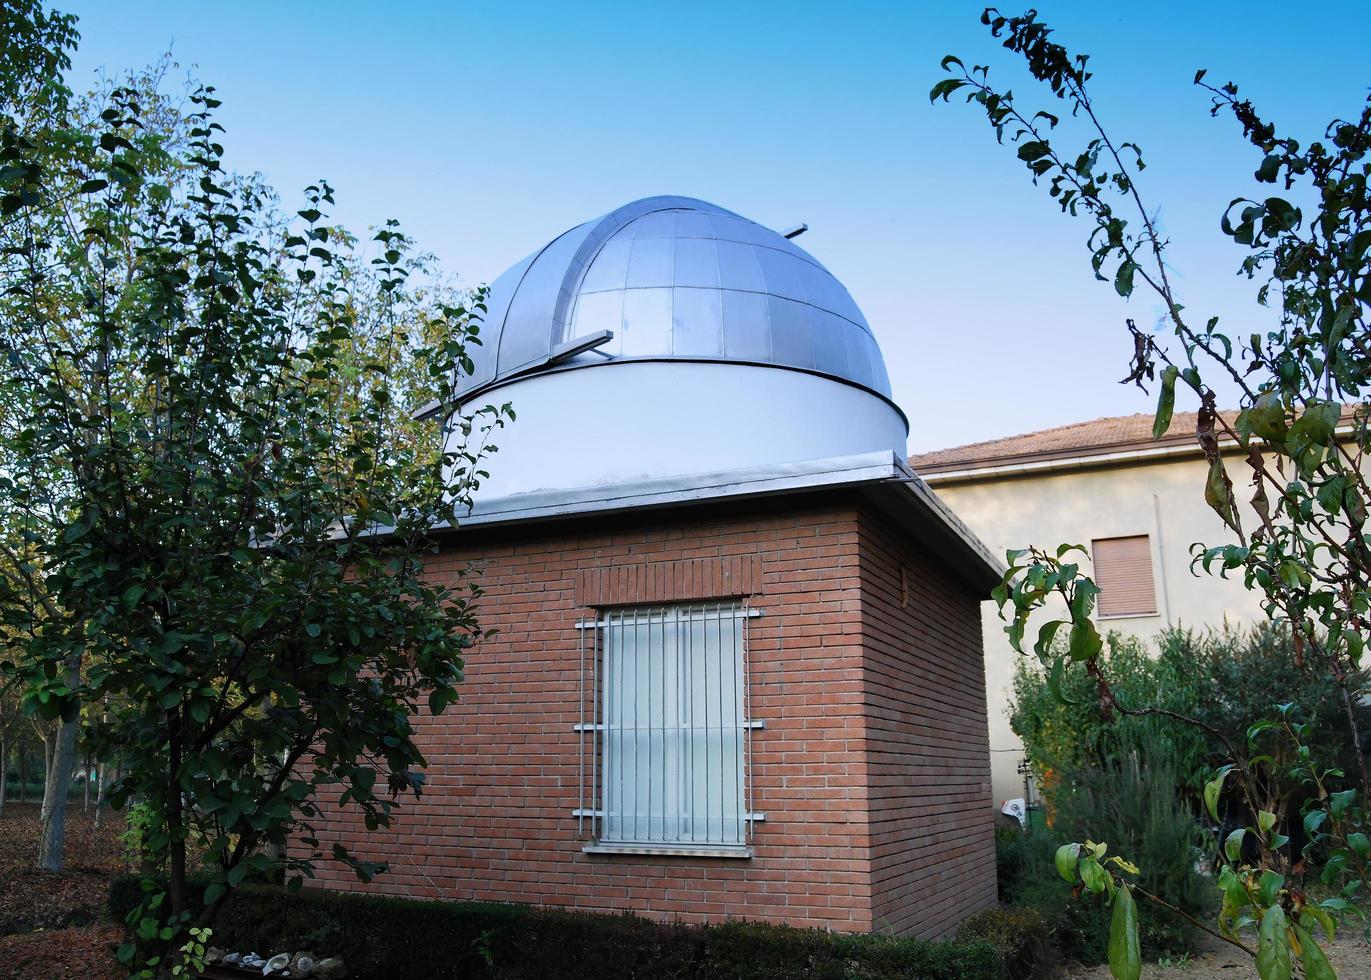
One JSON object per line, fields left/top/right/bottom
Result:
{"left": 856, "top": 505, "right": 998, "bottom": 938}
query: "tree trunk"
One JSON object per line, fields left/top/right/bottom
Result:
{"left": 167, "top": 718, "right": 186, "bottom": 916}
{"left": 17, "top": 748, "right": 26, "bottom": 803}
{"left": 0, "top": 736, "right": 7, "bottom": 816}
{"left": 37, "top": 715, "right": 78, "bottom": 870}
{"left": 92, "top": 761, "right": 107, "bottom": 829}
{"left": 82, "top": 748, "right": 91, "bottom": 810}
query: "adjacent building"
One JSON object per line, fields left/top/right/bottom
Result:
{"left": 911, "top": 412, "right": 1267, "bottom": 805}
{"left": 313, "top": 197, "right": 1001, "bottom": 937}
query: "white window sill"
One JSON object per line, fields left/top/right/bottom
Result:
{"left": 1097, "top": 611, "right": 1161, "bottom": 621}
{"left": 582, "top": 842, "right": 754, "bottom": 859}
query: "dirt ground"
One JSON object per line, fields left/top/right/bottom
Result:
{"left": 1067, "top": 927, "right": 1371, "bottom": 978}
{"left": 0, "top": 924, "right": 123, "bottom": 978}
{"left": 0, "top": 801, "right": 127, "bottom": 936}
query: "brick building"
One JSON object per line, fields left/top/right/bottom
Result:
{"left": 313, "top": 197, "right": 1001, "bottom": 937}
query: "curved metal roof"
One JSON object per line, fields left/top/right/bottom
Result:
{"left": 457, "top": 195, "right": 891, "bottom": 400}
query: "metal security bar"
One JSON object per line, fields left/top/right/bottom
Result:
{"left": 576, "top": 602, "right": 761, "bottom": 852}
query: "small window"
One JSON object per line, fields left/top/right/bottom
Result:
{"left": 577, "top": 602, "right": 758, "bottom": 856}
{"left": 1092, "top": 535, "right": 1158, "bottom": 617}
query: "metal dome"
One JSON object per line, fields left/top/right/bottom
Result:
{"left": 457, "top": 195, "right": 892, "bottom": 401}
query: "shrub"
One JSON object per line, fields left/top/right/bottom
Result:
{"left": 993, "top": 753, "right": 1212, "bottom": 964}
{"left": 107, "top": 876, "right": 1003, "bottom": 979}
{"left": 958, "top": 905, "right": 1056, "bottom": 980}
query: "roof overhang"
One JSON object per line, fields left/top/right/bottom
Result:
{"left": 429, "top": 450, "right": 1005, "bottom": 596}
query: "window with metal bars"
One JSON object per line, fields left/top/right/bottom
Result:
{"left": 576, "top": 601, "right": 762, "bottom": 857}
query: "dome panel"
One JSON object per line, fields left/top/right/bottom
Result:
{"left": 714, "top": 240, "right": 767, "bottom": 293}
{"left": 672, "top": 286, "right": 724, "bottom": 357}
{"left": 579, "top": 238, "right": 631, "bottom": 294}
{"left": 672, "top": 237, "right": 720, "bottom": 289}
{"left": 456, "top": 195, "right": 892, "bottom": 402}
{"left": 722, "top": 290, "right": 772, "bottom": 361}
{"left": 621, "top": 287, "right": 672, "bottom": 356}
{"left": 754, "top": 246, "right": 806, "bottom": 302}
{"left": 674, "top": 211, "right": 717, "bottom": 239}
{"left": 631, "top": 211, "right": 676, "bottom": 239}
{"left": 625, "top": 236, "right": 675, "bottom": 289}
{"left": 767, "top": 295, "right": 815, "bottom": 370}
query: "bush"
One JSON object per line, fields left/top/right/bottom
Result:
{"left": 958, "top": 905, "right": 1056, "bottom": 980}
{"left": 993, "top": 754, "right": 1212, "bottom": 964}
{"left": 994, "top": 827, "right": 1112, "bottom": 964}
{"left": 1053, "top": 752, "right": 1212, "bottom": 955}
{"left": 108, "top": 876, "right": 1003, "bottom": 979}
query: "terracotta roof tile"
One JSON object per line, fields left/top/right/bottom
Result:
{"left": 910, "top": 411, "right": 1205, "bottom": 474}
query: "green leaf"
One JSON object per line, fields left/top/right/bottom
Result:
{"left": 1205, "top": 766, "right": 1232, "bottom": 821}
{"left": 1256, "top": 906, "right": 1292, "bottom": 980}
{"left": 1046, "top": 656, "right": 1081, "bottom": 706}
{"left": 1067, "top": 619, "right": 1103, "bottom": 662}
{"left": 1055, "top": 843, "right": 1081, "bottom": 884}
{"left": 203, "top": 881, "right": 226, "bottom": 906}
{"left": 1108, "top": 884, "right": 1141, "bottom": 980}
{"left": 1080, "top": 855, "right": 1111, "bottom": 894}
{"left": 1258, "top": 810, "right": 1277, "bottom": 835}
{"left": 1224, "top": 828, "right": 1246, "bottom": 863}
{"left": 1153, "top": 366, "right": 1178, "bottom": 438}
{"left": 1114, "top": 258, "right": 1138, "bottom": 297}
{"left": 1034, "top": 620, "right": 1065, "bottom": 661}
{"left": 1258, "top": 869, "right": 1284, "bottom": 906}
{"left": 1294, "top": 924, "right": 1336, "bottom": 980}
{"left": 1330, "top": 789, "right": 1355, "bottom": 820}
{"left": 929, "top": 78, "right": 967, "bottom": 103}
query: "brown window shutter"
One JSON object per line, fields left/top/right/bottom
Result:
{"left": 1092, "top": 535, "right": 1157, "bottom": 617}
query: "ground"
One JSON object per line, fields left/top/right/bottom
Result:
{"left": 0, "top": 801, "right": 127, "bottom": 979}
{"left": 1067, "top": 929, "right": 1371, "bottom": 978}
{"left": 0, "top": 801, "right": 125, "bottom": 935}
{"left": 0, "top": 925, "right": 123, "bottom": 978}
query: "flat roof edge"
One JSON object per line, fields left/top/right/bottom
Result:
{"left": 430, "top": 450, "right": 1004, "bottom": 595}
{"left": 445, "top": 450, "right": 909, "bottom": 530}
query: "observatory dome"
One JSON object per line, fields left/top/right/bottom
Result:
{"left": 445, "top": 196, "right": 909, "bottom": 502}
{"left": 459, "top": 196, "right": 891, "bottom": 400}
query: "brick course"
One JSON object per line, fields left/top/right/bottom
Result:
{"left": 309, "top": 493, "right": 995, "bottom": 936}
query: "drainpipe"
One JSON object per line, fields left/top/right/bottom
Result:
{"left": 1153, "top": 493, "right": 1173, "bottom": 627}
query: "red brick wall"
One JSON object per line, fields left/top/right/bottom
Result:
{"left": 308, "top": 494, "right": 996, "bottom": 935}
{"left": 858, "top": 510, "right": 998, "bottom": 937}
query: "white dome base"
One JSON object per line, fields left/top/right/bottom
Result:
{"left": 451, "top": 360, "right": 908, "bottom": 503}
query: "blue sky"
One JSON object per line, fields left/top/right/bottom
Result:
{"left": 62, "top": 1, "right": 1370, "bottom": 451}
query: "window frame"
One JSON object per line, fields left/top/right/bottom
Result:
{"left": 574, "top": 600, "right": 765, "bottom": 858}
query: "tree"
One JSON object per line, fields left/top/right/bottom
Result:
{"left": 936, "top": 8, "right": 1368, "bottom": 979}
{"left": 0, "top": 5, "right": 511, "bottom": 974}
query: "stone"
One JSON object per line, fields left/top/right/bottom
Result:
{"left": 288, "top": 951, "right": 318, "bottom": 977}
{"left": 263, "top": 952, "right": 291, "bottom": 975}
{"left": 205, "top": 947, "right": 226, "bottom": 965}
{"left": 313, "top": 957, "right": 348, "bottom": 979}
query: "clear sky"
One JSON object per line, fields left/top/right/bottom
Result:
{"left": 60, "top": 1, "right": 1370, "bottom": 452}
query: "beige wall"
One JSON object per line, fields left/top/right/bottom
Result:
{"left": 926, "top": 453, "right": 1266, "bottom": 805}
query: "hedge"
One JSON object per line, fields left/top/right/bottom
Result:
{"left": 110, "top": 875, "right": 1049, "bottom": 979}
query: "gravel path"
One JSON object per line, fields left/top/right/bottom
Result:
{"left": 1066, "top": 929, "right": 1371, "bottom": 978}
